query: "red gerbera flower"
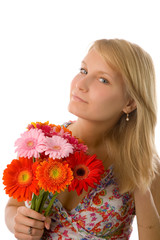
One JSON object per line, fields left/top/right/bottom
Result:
{"left": 67, "top": 151, "right": 105, "bottom": 195}
{"left": 3, "top": 157, "right": 39, "bottom": 201}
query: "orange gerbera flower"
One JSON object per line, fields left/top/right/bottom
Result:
{"left": 3, "top": 157, "right": 39, "bottom": 202}
{"left": 36, "top": 159, "right": 73, "bottom": 194}
{"left": 53, "top": 124, "right": 72, "bottom": 135}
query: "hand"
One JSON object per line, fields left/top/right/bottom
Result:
{"left": 14, "top": 206, "right": 51, "bottom": 240}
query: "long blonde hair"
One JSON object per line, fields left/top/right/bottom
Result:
{"left": 90, "top": 39, "right": 159, "bottom": 194}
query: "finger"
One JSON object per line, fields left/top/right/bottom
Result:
{"left": 14, "top": 223, "right": 44, "bottom": 236}
{"left": 15, "top": 231, "right": 43, "bottom": 240}
{"left": 44, "top": 216, "right": 51, "bottom": 230}
{"left": 18, "top": 206, "right": 46, "bottom": 221}
{"left": 14, "top": 213, "right": 45, "bottom": 230}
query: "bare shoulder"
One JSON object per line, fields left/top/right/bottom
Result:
{"left": 6, "top": 197, "right": 25, "bottom": 208}
{"left": 151, "top": 155, "right": 160, "bottom": 192}
{"left": 151, "top": 156, "right": 160, "bottom": 215}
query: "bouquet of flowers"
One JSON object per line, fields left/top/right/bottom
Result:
{"left": 3, "top": 121, "right": 105, "bottom": 216}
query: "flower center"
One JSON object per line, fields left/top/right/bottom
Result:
{"left": 18, "top": 170, "right": 32, "bottom": 186}
{"left": 27, "top": 141, "right": 34, "bottom": 147}
{"left": 51, "top": 168, "right": 59, "bottom": 178}
{"left": 49, "top": 165, "right": 62, "bottom": 179}
{"left": 52, "top": 145, "right": 61, "bottom": 151}
{"left": 76, "top": 168, "right": 85, "bottom": 176}
{"left": 74, "top": 164, "right": 89, "bottom": 180}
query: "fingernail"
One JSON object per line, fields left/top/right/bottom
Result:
{"left": 46, "top": 223, "right": 50, "bottom": 230}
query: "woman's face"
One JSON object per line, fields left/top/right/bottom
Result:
{"left": 68, "top": 48, "right": 129, "bottom": 123}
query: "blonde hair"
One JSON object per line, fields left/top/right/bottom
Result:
{"left": 90, "top": 39, "right": 159, "bottom": 194}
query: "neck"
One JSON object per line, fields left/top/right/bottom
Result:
{"left": 68, "top": 118, "right": 115, "bottom": 149}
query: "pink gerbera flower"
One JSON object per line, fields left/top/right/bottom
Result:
{"left": 15, "top": 129, "right": 46, "bottom": 158}
{"left": 44, "top": 135, "right": 74, "bottom": 159}
{"left": 55, "top": 128, "right": 88, "bottom": 153}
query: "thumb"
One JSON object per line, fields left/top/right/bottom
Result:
{"left": 45, "top": 216, "right": 51, "bottom": 230}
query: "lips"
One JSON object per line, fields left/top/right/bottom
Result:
{"left": 71, "top": 94, "right": 88, "bottom": 103}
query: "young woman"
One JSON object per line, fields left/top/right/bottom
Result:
{"left": 5, "top": 39, "right": 160, "bottom": 239}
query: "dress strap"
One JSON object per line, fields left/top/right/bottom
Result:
{"left": 62, "top": 120, "right": 75, "bottom": 128}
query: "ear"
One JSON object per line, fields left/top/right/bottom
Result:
{"left": 122, "top": 98, "right": 137, "bottom": 114}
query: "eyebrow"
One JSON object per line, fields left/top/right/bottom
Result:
{"left": 98, "top": 71, "right": 113, "bottom": 79}
{"left": 81, "top": 60, "right": 113, "bottom": 80}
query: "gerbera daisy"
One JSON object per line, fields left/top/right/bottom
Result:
{"left": 63, "top": 134, "right": 88, "bottom": 152}
{"left": 15, "top": 128, "right": 46, "bottom": 158}
{"left": 67, "top": 151, "right": 105, "bottom": 195}
{"left": 52, "top": 125, "right": 72, "bottom": 135}
{"left": 2, "top": 157, "right": 39, "bottom": 202}
{"left": 55, "top": 127, "right": 88, "bottom": 153}
{"left": 28, "top": 121, "right": 55, "bottom": 137}
{"left": 43, "top": 135, "right": 74, "bottom": 159}
{"left": 36, "top": 159, "right": 73, "bottom": 193}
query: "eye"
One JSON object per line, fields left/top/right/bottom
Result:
{"left": 79, "top": 68, "right": 88, "bottom": 75}
{"left": 99, "top": 77, "right": 109, "bottom": 84}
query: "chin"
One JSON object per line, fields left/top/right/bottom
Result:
{"left": 68, "top": 103, "right": 79, "bottom": 117}
{"left": 68, "top": 104, "right": 96, "bottom": 122}
{"left": 68, "top": 103, "right": 87, "bottom": 119}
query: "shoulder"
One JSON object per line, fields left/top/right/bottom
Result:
{"left": 151, "top": 154, "right": 160, "bottom": 192}
{"left": 151, "top": 155, "right": 160, "bottom": 215}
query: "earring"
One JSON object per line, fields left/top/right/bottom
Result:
{"left": 126, "top": 113, "right": 129, "bottom": 121}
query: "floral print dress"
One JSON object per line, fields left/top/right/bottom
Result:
{"left": 41, "top": 122, "right": 136, "bottom": 240}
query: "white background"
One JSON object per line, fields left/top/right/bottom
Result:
{"left": 0, "top": 0, "right": 160, "bottom": 239}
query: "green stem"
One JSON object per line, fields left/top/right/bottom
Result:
{"left": 39, "top": 191, "right": 49, "bottom": 214}
{"left": 44, "top": 192, "right": 58, "bottom": 216}
{"left": 31, "top": 194, "right": 37, "bottom": 210}
{"left": 35, "top": 190, "right": 45, "bottom": 212}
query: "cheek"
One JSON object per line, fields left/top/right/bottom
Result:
{"left": 93, "top": 89, "right": 126, "bottom": 112}
{"left": 70, "top": 75, "right": 79, "bottom": 92}
{"left": 69, "top": 81, "right": 75, "bottom": 98}
{"left": 70, "top": 77, "right": 76, "bottom": 89}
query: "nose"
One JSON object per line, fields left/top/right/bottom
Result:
{"left": 76, "top": 75, "right": 89, "bottom": 92}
